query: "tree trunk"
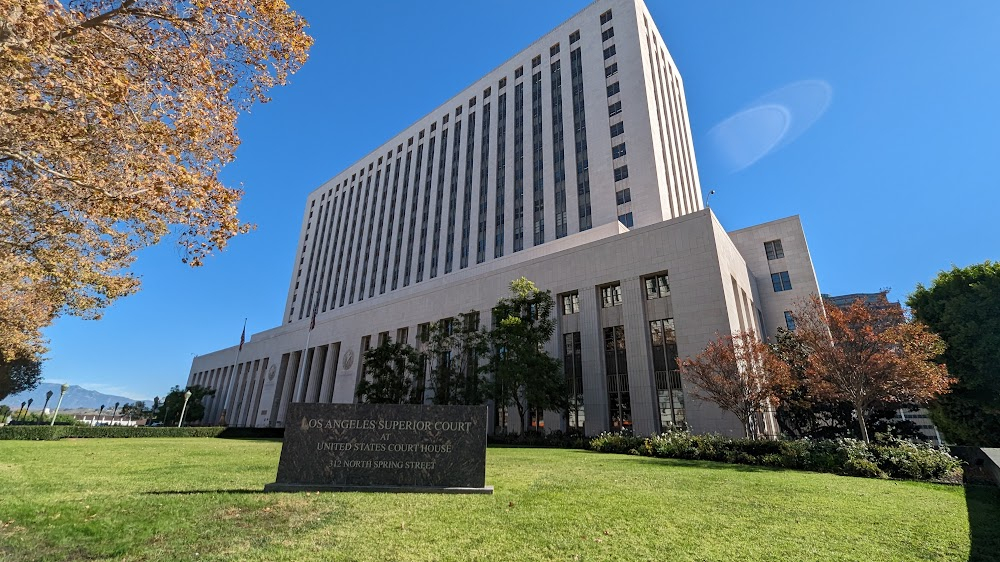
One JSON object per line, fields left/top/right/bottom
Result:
{"left": 854, "top": 402, "right": 870, "bottom": 443}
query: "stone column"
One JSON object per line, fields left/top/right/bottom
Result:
{"left": 304, "top": 346, "right": 326, "bottom": 403}
{"left": 622, "top": 276, "right": 658, "bottom": 436}
{"left": 275, "top": 351, "right": 301, "bottom": 427}
{"left": 318, "top": 343, "right": 340, "bottom": 403}
{"left": 578, "top": 286, "right": 609, "bottom": 434}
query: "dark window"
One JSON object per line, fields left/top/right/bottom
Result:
{"left": 600, "top": 9, "right": 613, "bottom": 25}
{"left": 765, "top": 239, "right": 785, "bottom": 260}
{"left": 564, "top": 332, "right": 585, "bottom": 432}
{"left": 605, "top": 63, "right": 618, "bottom": 77}
{"left": 601, "top": 283, "right": 622, "bottom": 308}
{"left": 483, "top": 86, "right": 491, "bottom": 97}
{"left": 784, "top": 311, "right": 796, "bottom": 331}
{"left": 531, "top": 70, "right": 544, "bottom": 246}
{"left": 606, "top": 82, "right": 620, "bottom": 97}
{"left": 532, "top": 55, "right": 541, "bottom": 68}
{"left": 569, "top": 30, "right": 580, "bottom": 43}
{"left": 645, "top": 273, "right": 670, "bottom": 299}
{"left": 618, "top": 212, "right": 633, "bottom": 228}
{"left": 550, "top": 43, "right": 560, "bottom": 57}
{"left": 603, "top": 45, "right": 616, "bottom": 59}
{"left": 551, "top": 58, "right": 568, "bottom": 239}
{"left": 613, "top": 165, "right": 628, "bottom": 182}
{"left": 615, "top": 188, "right": 631, "bottom": 206}
{"left": 513, "top": 82, "right": 525, "bottom": 252}
{"left": 612, "top": 143, "right": 626, "bottom": 158}
{"left": 494, "top": 91, "right": 508, "bottom": 258}
{"left": 515, "top": 66, "right": 524, "bottom": 79}
{"left": 562, "top": 292, "right": 580, "bottom": 315}
{"left": 499, "top": 77, "right": 507, "bottom": 88}
{"left": 608, "top": 101, "right": 622, "bottom": 117}
{"left": 650, "top": 318, "right": 684, "bottom": 430}
{"left": 604, "top": 326, "right": 630, "bottom": 430}
{"left": 610, "top": 122, "right": 625, "bottom": 137}
{"left": 771, "top": 271, "right": 793, "bottom": 292}
{"left": 455, "top": 105, "right": 462, "bottom": 116}
{"left": 570, "top": 48, "right": 592, "bottom": 231}
{"left": 601, "top": 27, "right": 615, "bottom": 42}
{"left": 469, "top": 96, "right": 476, "bottom": 107}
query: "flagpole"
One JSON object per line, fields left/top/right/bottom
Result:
{"left": 219, "top": 318, "right": 247, "bottom": 425}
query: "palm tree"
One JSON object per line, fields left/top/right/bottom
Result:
{"left": 17, "top": 401, "right": 26, "bottom": 420}
{"left": 24, "top": 398, "right": 33, "bottom": 421}
{"left": 41, "top": 390, "right": 54, "bottom": 414}
{"left": 112, "top": 402, "right": 120, "bottom": 418}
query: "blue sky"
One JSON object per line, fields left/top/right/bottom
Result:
{"left": 41, "top": 1, "right": 1000, "bottom": 401}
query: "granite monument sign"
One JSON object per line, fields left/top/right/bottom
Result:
{"left": 265, "top": 403, "right": 492, "bottom": 493}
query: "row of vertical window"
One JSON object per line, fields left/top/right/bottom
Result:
{"left": 292, "top": 19, "right": 625, "bottom": 321}
{"left": 559, "top": 273, "right": 671, "bottom": 315}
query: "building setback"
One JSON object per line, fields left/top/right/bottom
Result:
{"left": 187, "top": 0, "right": 823, "bottom": 437}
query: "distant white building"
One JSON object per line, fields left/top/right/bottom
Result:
{"left": 187, "top": 0, "right": 822, "bottom": 437}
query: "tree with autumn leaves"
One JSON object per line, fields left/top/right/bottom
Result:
{"left": 0, "top": 1, "right": 312, "bottom": 363}
{"left": 679, "top": 330, "right": 790, "bottom": 439}
{"left": 680, "top": 295, "right": 952, "bottom": 442}
{"left": 792, "top": 296, "right": 952, "bottom": 442}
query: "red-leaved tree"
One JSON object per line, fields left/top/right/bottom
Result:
{"left": 679, "top": 330, "right": 790, "bottom": 439}
{"left": 794, "top": 296, "right": 953, "bottom": 442}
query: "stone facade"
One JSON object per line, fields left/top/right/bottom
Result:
{"left": 186, "top": 0, "right": 823, "bottom": 437}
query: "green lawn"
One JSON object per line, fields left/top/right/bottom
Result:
{"left": 1, "top": 438, "right": 996, "bottom": 561}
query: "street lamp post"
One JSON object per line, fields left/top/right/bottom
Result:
{"left": 50, "top": 383, "right": 70, "bottom": 426}
{"left": 177, "top": 390, "right": 193, "bottom": 428}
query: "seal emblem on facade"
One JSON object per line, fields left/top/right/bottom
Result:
{"left": 267, "top": 364, "right": 277, "bottom": 381}
{"left": 343, "top": 349, "right": 355, "bottom": 370}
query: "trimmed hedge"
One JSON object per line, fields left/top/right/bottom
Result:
{"left": 0, "top": 425, "right": 287, "bottom": 441}
{"left": 0, "top": 426, "right": 228, "bottom": 440}
{"left": 590, "top": 430, "right": 962, "bottom": 482}
{"left": 488, "top": 430, "right": 590, "bottom": 449}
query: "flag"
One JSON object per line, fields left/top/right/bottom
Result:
{"left": 309, "top": 301, "right": 319, "bottom": 330}
{"left": 238, "top": 325, "right": 246, "bottom": 351}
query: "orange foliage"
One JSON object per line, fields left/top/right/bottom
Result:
{"left": 0, "top": 0, "right": 312, "bottom": 359}
{"left": 679, "top": 330, "right": 791, "bottom": 439}
{"left": 793, "top": 295, "right": 953, "bottom": 442}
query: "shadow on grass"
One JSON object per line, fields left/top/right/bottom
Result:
{"left": 965, "top": 484, "right": 1000, "bottom": 562}
{"left": 143, "top": 488, "right": 264, "bottom": 495}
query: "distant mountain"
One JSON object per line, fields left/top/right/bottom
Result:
{"left": 1, "top": 383, "right": 145, "bottom": 412}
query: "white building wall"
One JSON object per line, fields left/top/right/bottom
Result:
{"left": 186, "top": 0, "right": 821, "bottom": 438}
{"left": 728, "top": 216, "right": 823, "bottom": 340}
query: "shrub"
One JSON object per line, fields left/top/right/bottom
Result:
{"left": 587, "top": 429, "right": 960, "bottom": 482}
{"left": 488, "top": 430, "right": 590, "bottom": 449}
{"left": 589, "top": 431, "right": 644, "bottom": 455}
{"left": 0, "top": 426, "right": 228, "bottom": 440}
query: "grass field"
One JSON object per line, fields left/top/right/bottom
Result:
{"left": 1, "top": 438, "right": 997, "bottom": 561}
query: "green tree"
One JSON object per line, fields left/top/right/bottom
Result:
{"left": 119, "top": 401, "right": 147, "bottom": 419}
{"left": 0, "top": 353, "right": 42, "bottom": 402}
{"left": 160, "top": 385, "right": 214, "bottom": 425}
{"left": 485, "top": 277, "right": 567, "bottom": 433}
{"left": 355, "top": 340, "right": 425, "bottom": 405}
{"left": 422, "top": 312, "right": 488, "bottom": 405}
{"left": 907, "top": 261, "right": 1000, "bottom": 446}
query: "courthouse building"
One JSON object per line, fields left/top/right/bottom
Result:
{"left": 187, "top": 0, "right": 822, "bottom": 436}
